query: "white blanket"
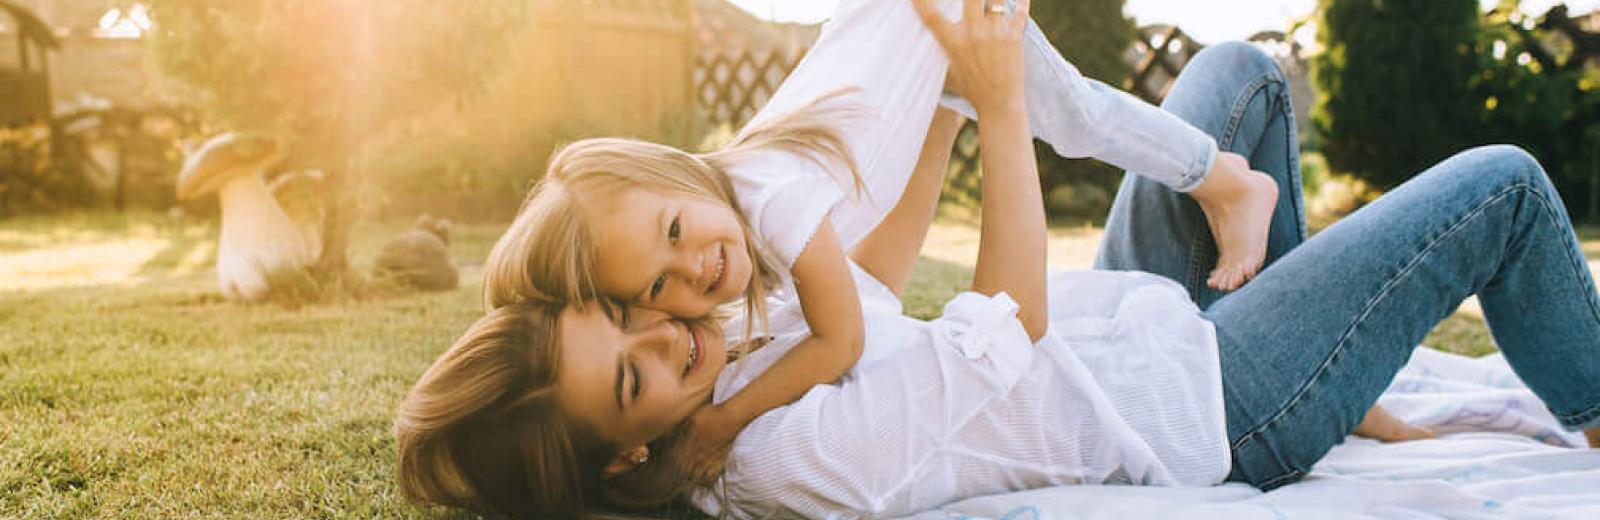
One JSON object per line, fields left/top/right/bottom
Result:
{"left": 903, "top": 348, "right": 1600, "bottom": 520}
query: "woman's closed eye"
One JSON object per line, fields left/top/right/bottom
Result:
{"left": 630, "top": 359, "right": 643, "bottom": 402}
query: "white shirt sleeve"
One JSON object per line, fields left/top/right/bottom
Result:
{"left": 726, "top": 149, "right": 847, "bottom": 271}
{"left": 940, "top": 20, "right": 1219, "bottom": 191}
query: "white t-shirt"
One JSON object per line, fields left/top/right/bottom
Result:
{"left": 694, "top": 269, "right": 1230, "bottom": 519}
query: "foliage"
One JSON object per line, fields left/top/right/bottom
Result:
{"left": 143, "top": 0, "right": 526, "bottom": 165}
{"left": 144, "top": 0, "right": 529, "bottom": 278}
{"left": 0, "top": 121, "right": 96, "bottom": 216}
{"left": 1311, "top": 0, "right": 1482, "bottom": 189}
{"left": 943, "top": 0, "right": 1136, "bottom": 221}
{"left": 1471, "top": 8, "right": 1600, "bottom": 219}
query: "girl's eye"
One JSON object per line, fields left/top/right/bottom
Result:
{"left": 649, "top": 275, "right": 666, "bottom": 300}
{"left": 667, "top": 217, "right": 680, "bottom": 245}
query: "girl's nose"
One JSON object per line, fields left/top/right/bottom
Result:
{"left": 670, "top": 251, "right": 704, "bottom": 285}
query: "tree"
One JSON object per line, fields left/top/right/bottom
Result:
{"left": 1474, "top": 5, "right": 1600, "bottom": 220}
{"left": 1311, "top": 0, "right": 1482, "bottom": 188}
{"left": 145, "top": 0, "right": 526, "bottom": 278}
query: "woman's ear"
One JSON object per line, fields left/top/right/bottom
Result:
{"left": 602, "top": 445, "right": 650, "bottom": 477}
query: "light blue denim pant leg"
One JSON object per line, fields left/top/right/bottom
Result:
{"left": 1208, "top": 144, "right": 1600, "bottom": 489}
{"left": 1093, "top": 41, "right": 1306, "bottom": 309}
{"left": 1095, "top": 43, "right": 1600, "bottom": 490}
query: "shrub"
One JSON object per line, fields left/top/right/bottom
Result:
{"left": 1311, "top": 0, "right": 1482, "bottom": 189}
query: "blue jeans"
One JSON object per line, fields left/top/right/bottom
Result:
{"left": 1092, "top": 42, "right": 1600, "bottom": 490}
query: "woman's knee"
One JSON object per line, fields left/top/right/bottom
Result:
{"left": 1187, "top": 41, "right": 1286, "bottom": 87}
{"left": 1454, "top": 144, "right": 1553, "bottom": 192}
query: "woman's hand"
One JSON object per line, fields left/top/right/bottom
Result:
{"left": 676, "top": 404, "right": 740, "bottom": 485}
{"left": 916, "top": 0, "right": 1049, "bottom": 339}
{"left": 913, "top": 0, "right": 1031, "bottom": 115}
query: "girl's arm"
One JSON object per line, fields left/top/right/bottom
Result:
{"left": 850, "top": 107, "right": 966, "bottom": 296}
{"left": 680, "top": 222, "right": 864, "bottom": 483}
{"left": 719, "top": 221, "right": 865, "bottom": 422}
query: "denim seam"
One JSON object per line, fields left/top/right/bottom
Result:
{"left": 1518, "top": 180, "right": 1600, "bottom": 428}
{"left": 1229, "top": 182, "right": 1532, "bottom": 451}
{"left": 1274, "top": 87, "right": 1307, "bottom": 244}
{"left": 1258, "top": 468, "right": 1306, "bottom": 490}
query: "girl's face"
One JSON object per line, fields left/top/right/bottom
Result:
{"left": 587, "top": 187, "right": 753, "bottom": 318}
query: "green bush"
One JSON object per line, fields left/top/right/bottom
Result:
{"left": 1471, "top": 10, "right": 1600, "bottom": 220}
{"left": 1311, "top": 0, "right": 1482, "bottom": 189}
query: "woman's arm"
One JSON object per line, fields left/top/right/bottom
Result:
{"left": 917, "top": 0, "right": 1046, "bottom": 340}
{"left": 850, "top": 108, "right": 966, "bottom": 296}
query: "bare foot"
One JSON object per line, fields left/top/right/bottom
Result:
{"left": 1353, "top": 405, "right": 1436, "bottom": 443}
{"left": 1188, "top": 152, "right": 1278, "bottom": 291}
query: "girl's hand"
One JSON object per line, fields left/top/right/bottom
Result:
{"left": 914, "top": 0, "right": 1031, "bottom": 115}
{"left": 677, "top": 404, "right": 739, "bottom": 485}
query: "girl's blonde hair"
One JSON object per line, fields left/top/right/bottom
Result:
{"left": 483, "top": 91, "right": 864, "bottom": 339}
{"left": 395, "top": 302, "right": 701, "bottom": 517}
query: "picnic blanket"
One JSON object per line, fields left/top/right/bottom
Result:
{"left": 903, "top": 347, "right": 1600, "bottom": 520}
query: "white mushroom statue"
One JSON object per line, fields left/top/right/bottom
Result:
{"left": 176, "top": 133, "right": 320, "bottom": 302}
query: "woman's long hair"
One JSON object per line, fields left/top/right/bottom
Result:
{"left": 395, "top": 303, "right": 703, "bottom": 518}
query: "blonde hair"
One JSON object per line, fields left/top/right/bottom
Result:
{"left": 394, "top": 303, "right": 700, "bottom": 517}
{"left": 483, "top": 91, "right": 865, "bottom": 340}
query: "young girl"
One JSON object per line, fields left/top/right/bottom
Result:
{"left": 480, "top": 0, "right": 1425, "bottom": 481}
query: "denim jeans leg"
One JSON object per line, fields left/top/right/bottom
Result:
{"left": 1206, "top": 145, "right": 1600, "bottom": 489}
{"left": 1095, "top": 42, "right": 1306, "bottom": 309}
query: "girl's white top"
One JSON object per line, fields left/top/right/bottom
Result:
{"left": 694, "top": 268, "right": 1230, "bottom": 519}
{"left": 724, "top": 0, "right": 1220, "bottom": 276}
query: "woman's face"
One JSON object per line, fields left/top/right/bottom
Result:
{"left": 586, "top": 187, "right": 753, "bottom": 318}
{"left": 555, "top": 302, "right": 729, "bottom": 451}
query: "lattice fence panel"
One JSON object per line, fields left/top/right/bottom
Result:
{"left": 694, "top": 49, "right": 802, "bottom": 129}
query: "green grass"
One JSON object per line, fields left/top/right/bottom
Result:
{"left": 0, "top": 210, "right": 1589, "bottom": 516}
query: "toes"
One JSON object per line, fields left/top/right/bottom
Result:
{"left": 1209, "top": 265, "right": 1244, "bottom": 292}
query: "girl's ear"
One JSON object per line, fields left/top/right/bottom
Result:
{"left": 602, "top": 445, "right": 650, "bottom": 478}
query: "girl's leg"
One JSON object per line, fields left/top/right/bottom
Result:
{"left": 1208, "top": 145, "right": 1600, "bottom": 489}
{"left": 1094, "top": 42, "right": 1306, "bottom": 310}
{"left": 851, "top": 108, "right": 966, "bottom": 295}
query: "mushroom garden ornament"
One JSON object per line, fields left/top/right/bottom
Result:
{"left": 176, "top": 133, "right": 320, "bottom": 302}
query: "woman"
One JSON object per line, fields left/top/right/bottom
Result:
{"left": 394, "top": 1, "right": 1600, "bottom": 518}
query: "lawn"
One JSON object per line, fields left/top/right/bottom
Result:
{"left": 0, "top": 209, "right": 1578, "bottom": 516}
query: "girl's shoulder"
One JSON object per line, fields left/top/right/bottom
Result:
{"left": 723, "top": 149, "right": 850, "bottom": 270}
